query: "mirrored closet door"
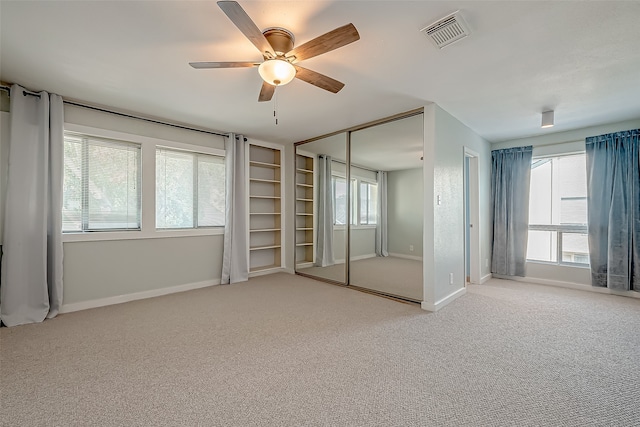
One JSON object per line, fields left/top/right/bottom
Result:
{"left": 294, "top": 133, "right": 348, "bottom": 285}
{"left": 349, "top": 114, "right": 424, "bottom": 301}
{"left": 294, "top": 111, "right": 423, "bottom": 302}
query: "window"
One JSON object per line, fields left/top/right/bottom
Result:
{"left": 527, "top": 153, "right": 589, "bottom": 266}
{"left": 332, "top": 176, "right": 356, "bottom": 225}
{"left": 63, "top": 132, "right": 141, "bottom": 232}
{"left": 359, "top": 181, "right": 378, "bottom": 225}
{"left": 156, "top": 148, "right": 225, "bottom": 229}
{"left": 332, "top": 176, "right": 377, "bottom": 226}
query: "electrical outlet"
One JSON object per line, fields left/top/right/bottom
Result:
{"left": 449, "top": 273, "right": 454, "bottom": 285}
{"left": 409, "top": 245, "right": 414, "bottom": 252}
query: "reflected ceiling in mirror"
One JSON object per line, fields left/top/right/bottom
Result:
{"left": 350, "top": 114, "right": 423, "bottom": 171}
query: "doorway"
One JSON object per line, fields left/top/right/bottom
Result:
{"left": 464, "top": 148, "right": 480, "bottom": 285}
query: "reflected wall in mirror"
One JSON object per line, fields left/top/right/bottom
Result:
{"left": 349, "top": 114, "right": 424, "bottom": 301}
{"left": 295, "top": 133, "right": 347, "bottom": 284}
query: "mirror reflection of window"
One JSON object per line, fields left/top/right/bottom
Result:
{"left": 359, "top": 181, "right": 377, "bottom": 225}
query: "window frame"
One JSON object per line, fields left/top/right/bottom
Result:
{"left": 155, "top": 146, "right": 225, "bottom": 230}
{"left": 63, "top": 131, "right": 142, "bottom": 233}
{"left": 358, "top": 180, "right": 378, "bottom": 227}
{"left": 527, "top": 152, "right": 589, "bottom": 268}
{"left": 331, "top": 174, "right": 356, "bottom": 227}
{"left": 62, "top": 124, "right": 225, "bottom": 243}
{"left": 331, "top": 173, "right": 377, "bottom": 229}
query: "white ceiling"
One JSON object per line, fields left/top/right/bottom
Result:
{"left": 2, "top": 1, "right": 640, "bottom": 145}
{"left": 295, "top": 115, "right": 423, "bottom": 171}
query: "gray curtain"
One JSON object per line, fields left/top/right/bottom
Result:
{"left": 491, "top": 146, "right": 533, "bottom": 277}
{"left": 221, "top": 133, "right": 248, "bottom": 284}
{"left": 585, "top": 129, "right": 639, "bottom": 291}
{"left": 315, "top": 155, "right": 334, "bottom": 267}
{"left": 375, "top": 170, "right": 388, "bottom": 257}
{"left": 1, "top": 85, "right": 64, "bottom": 327}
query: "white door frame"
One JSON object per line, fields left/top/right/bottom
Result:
{"left": 463, "top": 147, "right": 480, "bottom": 285}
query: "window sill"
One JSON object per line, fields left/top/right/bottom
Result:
{"left": 62, "top": 227, "right": 224, "bottom": 243}
{"left": 354, "top": 224, "right": 377, "bottom": 230}
{"left": 332, "top": 225, "right": 377, "bottom": 231}
{"left": 526, "top": 260, "right": 590, "bottom": 269}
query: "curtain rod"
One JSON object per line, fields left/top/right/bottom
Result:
{"left": 64, "top": 100, "right": 229, "bottom": 138}
{"left": 0, "top": 85, "right": 41, "bottom": 98}
{"left": 319, "top": 156, "right": 378, "bottom": 174}
{"left": 0, "top": 84, "right": 230, "bottom": 138}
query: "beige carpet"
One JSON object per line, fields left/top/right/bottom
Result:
{"left": 2, "top": 274, "right": 639, "bottom": 426}
{"left": 299, "top": 256, "right": 423, "bottom": 300}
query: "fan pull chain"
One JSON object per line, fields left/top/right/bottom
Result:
{"left": 273, "top": 88, "right": 278, "bottom": 125}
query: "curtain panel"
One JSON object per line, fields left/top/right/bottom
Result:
{"left": 586, "top": 129, "right": 639, "bottom": 291}
{"left": 1, "top": 85, "right": 64, "bottom": 327}
{"left": 375, "top": 170, "right": 388, "bottom": 257}
{"left": 315, "top": 155, "right": 334, "bottom": 267}
{"left": 490, "top": 146, "right": 533, "bottom": 277}
{"left": 221, "top": 133, "right": 248, "bottom": 284}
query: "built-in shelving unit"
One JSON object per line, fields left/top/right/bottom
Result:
{"left": 295, "top": 153, "right": 315, "bottom": 268}
{"left": 248, "top": 143, "right": 283, "bottom": 275}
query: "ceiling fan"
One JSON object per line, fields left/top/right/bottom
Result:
{"left": 190, "top": 1, "right": 360, "bottom": 102}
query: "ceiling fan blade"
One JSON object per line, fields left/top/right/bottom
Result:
{"left": 189, "top": 61, "right": 259, "bottom": 69}
{"left": 286, "top": 23, "right": 359, "bottom": 63}
{"left": 258, "top": 81, "right": 275, "bottom": 102}
{"left": 217, "top": 1, "right": 275, "bottom": 57}
{"left": 293, "top": 66, "right": 345, "bottom": 93}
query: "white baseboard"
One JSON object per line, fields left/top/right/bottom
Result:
{"left": 351, "top": 253, "right": 377, "bottom": 262}
{"left": 334, "top": 254, "right": 376, "bottom": 264}
{"left": 60, "top": 279, "right": 221, "bottom": 314}
{"left": 248, "top": 267, "right": 286, "bottom": 278}
{"left": 492, "top": 274, "right": 640, "bottom": 300}
{"left": 480, "top": 273, "right": 492, "bottom": 284}
{"left": 421, "top": 287, "right": 467, "bottom": 312}
{"left": 388, "top": 253, "right": 423, "bottom": 261}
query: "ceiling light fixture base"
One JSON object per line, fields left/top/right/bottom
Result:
{"left": 541, "top": 110, "right": 554, "bottom": 128}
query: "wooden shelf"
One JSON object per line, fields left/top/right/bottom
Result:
{"left": 250, "top": 178, "right": 280, "bottom": 184}
{"left": 295, "top": 261, "right": 314, "bottom": 269}
{"left": 295, "top": 153, "right": 315, "bottom": 270}
{"left": 250, "top": 244, "right": 281, "bottom": 251}
{"left": 250, "top": 160, "right": 280, "bottom": 169}
{"left": 250, "top": 264, "right": 281, "bottom": 273}
{"left": 249, "top": 144, "right": 283, "bottom": 273}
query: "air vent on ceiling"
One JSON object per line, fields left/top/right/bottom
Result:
{"left": 421, "top": 11, "right": 470, "bottom": 49}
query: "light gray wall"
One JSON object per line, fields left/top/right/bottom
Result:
{"left": 491, "top": 118, "right": 640, "bottom": 152}
{"left": 63, "top": 236, "right": 223, "bottom": 304}
{"left": 333, "top": 228, "right": 375, "bottom": 262}
{"left": 65, "top": 104, "right": 225, "bottom": 150}
{"left": 0, "top": 105, "right": 228, "bottom": 307}
{"left": 424, "top": 104, "right": 492, "bottom": 306}
{"left": 387, "top": 167, "right": 423, "bottom": 257}
{"left": 490, "top": 117, "right": 640, "bottom": 286}
{"left": 349, "top": 228, "right": 376, "bottom": 260}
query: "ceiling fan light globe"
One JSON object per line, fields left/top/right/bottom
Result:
{"left": 258, "top": 59, "right": 296, "bottom": 86}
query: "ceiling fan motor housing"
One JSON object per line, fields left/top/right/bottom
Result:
{"left": 262, "top": 27, "right": 295, "bottom": 57}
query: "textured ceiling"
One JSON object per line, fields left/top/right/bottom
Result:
{"left": 2, "top": 1, "right": 639, "bottom": 144}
